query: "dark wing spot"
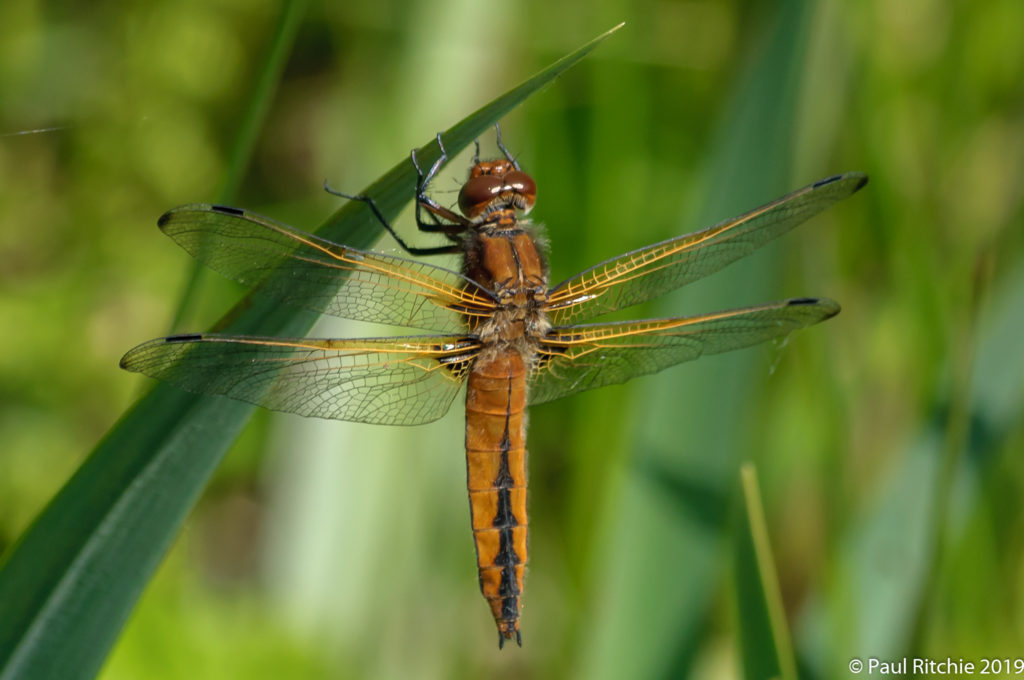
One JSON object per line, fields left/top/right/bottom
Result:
{"left": 787, "top": 297, "right": 819, "bottom": 306}
{"left": 812, "top": 174, "right": 842, "bottom": 188}
{"left": 165, "top": 333, "right": 203, "bottom": 343}
{"left": 211, "top": 205, "right": 245, "bottom": 216}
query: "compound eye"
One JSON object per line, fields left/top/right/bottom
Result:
{"left": 458, "top": 175, "right": 503, "bottom": 218}
{"left": 504, "top": 170, "right": 537, "bottom": 213}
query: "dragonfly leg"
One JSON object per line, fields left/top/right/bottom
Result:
{"left": 412, "top": 133, "right": 472, "bottom": 234}
{"left": 414, "top": 132, "right": 449, "bottom": 192}
{"left": 494, "top": 123, "right": 520, "bottom": 170}
{"left": 322, "top": 179, "right": 461, "bottom": 256}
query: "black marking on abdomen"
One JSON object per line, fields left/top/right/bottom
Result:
{"left": 500, "top": 587, "right": 519, "bottom": 613}
{"left": 494, "top": 530, "right": 519, "bottom": 567}
{"left": 494, "top": 424, "right": 514, "bottom": 489}
{"left": 492, "top": 379, "right": 518, "bottom": 530}
{"left": 493, "top": 377, "right": 521, "bottom": 621}
{"left": 493, "top": 486, "right": 517, "bottom": 529}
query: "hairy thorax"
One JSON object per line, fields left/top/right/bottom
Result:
{"left": 464, "top": 210, "right": 551, "bottom": 363}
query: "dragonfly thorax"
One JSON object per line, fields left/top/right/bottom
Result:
{"left": 474, "top": 305, "right": 550, "bottom": 367}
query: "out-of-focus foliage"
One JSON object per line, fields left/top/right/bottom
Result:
{"left": 0, "top": 0, "right": 1021, "bottom": 678}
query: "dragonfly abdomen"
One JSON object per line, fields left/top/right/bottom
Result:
{"left": 465, "top": 349, "right": 529, "bottom": 647}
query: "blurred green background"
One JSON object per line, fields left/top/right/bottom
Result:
{"left": 1, "top": 0, "right": 1022, "bottom": 678}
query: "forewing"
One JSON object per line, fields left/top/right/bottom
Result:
{"left": 545, "top": 173, "right": 867, "bottom": 324}
{"left": 159, "top": 205, "right": 496, "bottom": 332}
{"left": 529, "top": 298, "right": 839, "bottom": 405}
{"left": 120, "top": 333, "right": 479, "bottom": 425}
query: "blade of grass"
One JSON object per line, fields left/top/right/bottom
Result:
{"left": 168, "top": 0, "right": 308, "bottom": 333}
{"left": 735, "top": 463, "right": 797, "bottom": 680}
{"left": 906, "top": 249, "right": 991, "bottom": 649}
{"left": 0, "top": 24, "right": 623, "bottom": 680}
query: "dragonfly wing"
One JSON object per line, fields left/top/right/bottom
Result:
{"left": 159, "top": 205, "right": 496, "bottom": 333}
{"left": 529, "top": 298, "right": 838, "bottom": 405}
{"left": 121, "top": 333, "right": 479, "bottom": 425}
{"left": 545, "top": 173, "right": 866, "bottom": 325}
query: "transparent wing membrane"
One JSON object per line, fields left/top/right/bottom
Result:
{"left": 545, "top": 173, "right": 867, "bottom": 325}
{"left": 159, "top": 205, "right": 496, "bottom": 332}
{"left": 529, "top": 298, "right": 839, "bottom": 405}
{"left": 121, "top": 334, "right": 479, "bottom": 425}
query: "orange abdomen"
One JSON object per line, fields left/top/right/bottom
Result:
{"left": 465, "top": 349, "right": 529, "bottom": 646}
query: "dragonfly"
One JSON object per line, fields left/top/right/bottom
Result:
{"left": 121, "top": 131, "right": 867, "bottom": 648}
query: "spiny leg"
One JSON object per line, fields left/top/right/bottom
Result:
{"left": 412, "top": 132, "right": 472, "bottom": 233}
{"left": 414, "top": 132, "right": 450, "bottom": 197}
{"left": 494, "top": 123, "right": 520, "bottom": 170}
{"left": 321, "top": 176, "right": 460, "bottom": 256}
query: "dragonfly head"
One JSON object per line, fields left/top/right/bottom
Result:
{"left": 459, "top": 159, "right": 536, "bottom": 219}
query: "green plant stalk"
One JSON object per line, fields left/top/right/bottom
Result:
{"left": 738, "top": 463, "right": 798, "bottom": 680}
{"left": 0, "top": 23, "right": 623, "bottom": 680}
{"left": 908, "top": 248, "right": 991, "bottom": 650}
